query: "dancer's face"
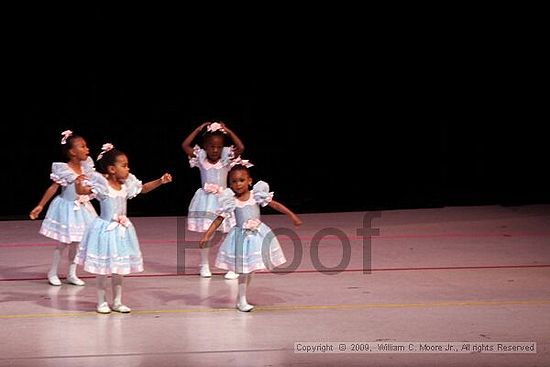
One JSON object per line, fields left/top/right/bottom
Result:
{"left": 229, "top": 169, "right": 252, "bottom": 197}
{"left": 68, "top": 137, "right": 90, "bottom": 161}
{"left": 204, "top": 135, "right": 224, "bottom": 163}
{"left": 111, "top": 154, "right": 130, "bottom": 183}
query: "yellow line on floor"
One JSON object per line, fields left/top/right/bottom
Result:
{"left": 2, "top": 299, "right": 550, "bottom": 319}
{"left": 255, "top": 299, "right": 550, "bottom": 311}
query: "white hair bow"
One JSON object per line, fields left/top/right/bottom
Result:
{"left": 97, "top": 143, "right": 114, "bottom": 160}
{"left": 60, "top": 130, "right": 73, "bottom": 145}
{"left": 230, "top": 156, "right": 254, "bottom": 168}
{"left": 206, "top": 122, "right": 227, "bottom": 134}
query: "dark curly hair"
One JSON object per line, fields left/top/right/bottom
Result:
{"left": 201, "top": 121, "right": 227, "bottom": 146}
{"left": 61, "top": 134, "right": 84, "bottom": 160}
{"left": 96, "top": 148, "right": 126, "bottom": 174}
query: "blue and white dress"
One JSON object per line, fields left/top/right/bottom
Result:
{"left": 39, "top": 157, "right": 97, "bottom": 243}
{"left": 74, "top": 172, "right": 144, "bottom": 275}
{"left": 215, "top": 181, "right": 287, "bottom": 274}
{"left": 187, "top": 145, "right": 236, "bottom": 233}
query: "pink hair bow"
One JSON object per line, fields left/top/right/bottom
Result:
{"left": 230, "top": 156, "right": 254, "bottom": 168}
{"left": 206, "top": 122, "right": 227, "bottom": 134}
{"left": 60, "top": 130, "right": 73, "bottom": 145}
{"left": 97, "top": 143, "right": 114, "bottom": 160}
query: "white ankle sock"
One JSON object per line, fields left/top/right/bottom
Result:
{"left": 68, "top": 263, "right": 78, "bottom": 278}
{"left": 112, "top": 274, "right": 123, "bottom": 306}
{"left": 200, "top": 247, "right": 210, "bottom": 267}
{"left": 238, "top": 274, "right": 249, "bottom": 306}
{"left": 68, "top": 243, "right": 77, "bottom": 261}
{"left": 48, "top": 243, "right": 67, "bottom": 277}
{"left": 96, "top": 275, "right": 107, "bottom": 305}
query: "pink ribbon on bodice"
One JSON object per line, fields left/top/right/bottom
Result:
{"left": 106, "top": 214, "right": 132, "bottom": 237}
{"left": 243, "top": 218, "right": 261, "bottom": 231}
{"left": 203, "top": 183, "right": 223, "bottom": 194}
{"left": 73, "top": 195, "right": 91, "bottom": 211}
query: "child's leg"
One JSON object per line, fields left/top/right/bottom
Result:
{"left": 47, "top": 243, "right": 67, "bottom": 286}
{"left": 199, "top": 247, "right": 212, "bottom": 277}
{"left": 112, "top": 274, "right": 131, "bottom": 313}
{"left": 66, "top": 244, "right": 85, "bottom": 286}
{"left": 200, "top": 232, "right": 238, "bottom": 279}
{"left": 96, "top": 275, "right": 111, "bottom": 313}
{"left": 219, "top": 233, "right": 238, "bottom": 280}
{"left": 236, "top": 273, "right": 254, "bottom": 312}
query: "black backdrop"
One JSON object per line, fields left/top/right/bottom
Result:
{"left": 2, "top": 9, "right": 548, "bottom": 219}
{"left": 2, "top": 69, "right": 548, "bottom": 220}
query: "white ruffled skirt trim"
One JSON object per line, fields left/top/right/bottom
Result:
{"left": 215, "top": 223, "right": 286, "bottom": 274}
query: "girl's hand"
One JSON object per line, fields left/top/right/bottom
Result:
{"left": 29, "top": 205, "right": 43, "bottom": 220}
{"left": 220, "top": 122, "right": 234, "bottom": 134}
{"left": 199, "top": 235, "right": 210, "bottom": 248}
{"left": 75, "top": 174, "right": 88, "bottom": 185}
{"left": 292, "top": 215, "right": 303, "bottom": 227}
{"left": 160, "top": 173, "right": 172, "bottom": 184}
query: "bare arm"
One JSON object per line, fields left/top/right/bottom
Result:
{"left": 141, "top": 173, "right": 172, "bottom": 194}
{"left": 222, "top": 124, "right": 245, "bottom": 157}
{"left": 181, "top": 122, "right": 209, "bottom": 157}
{"left": 199, "top": 216, "right": 225, "bottom": 248}
{"left": 267, "top": 199, "right": 303, "bottom": 226}
{"left": 29, "top": 182, "right": 60, "bottom": 219}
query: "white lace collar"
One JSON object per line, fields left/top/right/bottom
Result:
{"left": 235, "top": 190, "right": 255, "bottom": 208}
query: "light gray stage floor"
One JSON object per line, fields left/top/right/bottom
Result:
{"left": 1, "top": 205, "right": 549, "bottom": 366}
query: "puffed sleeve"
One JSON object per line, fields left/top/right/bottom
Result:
{"left": 189, "top": 145, "right": 204, "bottom": 168}
{"left": 220, "top": 145, "right": 236, "bottom": 166}
{"left": 81, "top": 156, "right": 95, "bottom": 176}
{"left": 124, "top": 173, "right": 143, "bottom": 199}
{"left": 50, "top": 162, "right": 76, "bottom": 186}
{"left": 88, "top": 171, "right": 110, "bottom": 200}
{"left": 253, "top": 180, "right": 274, "bottom": 207}
{"left": 216, "top": 188, "right": 236, "bottom": 218}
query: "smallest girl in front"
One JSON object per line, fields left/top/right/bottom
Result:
{"left": 75, "top": 144, "right": 172, "bottom": 314}
{"left": 200, "top": 164, "right": 302, "bottom": 312}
